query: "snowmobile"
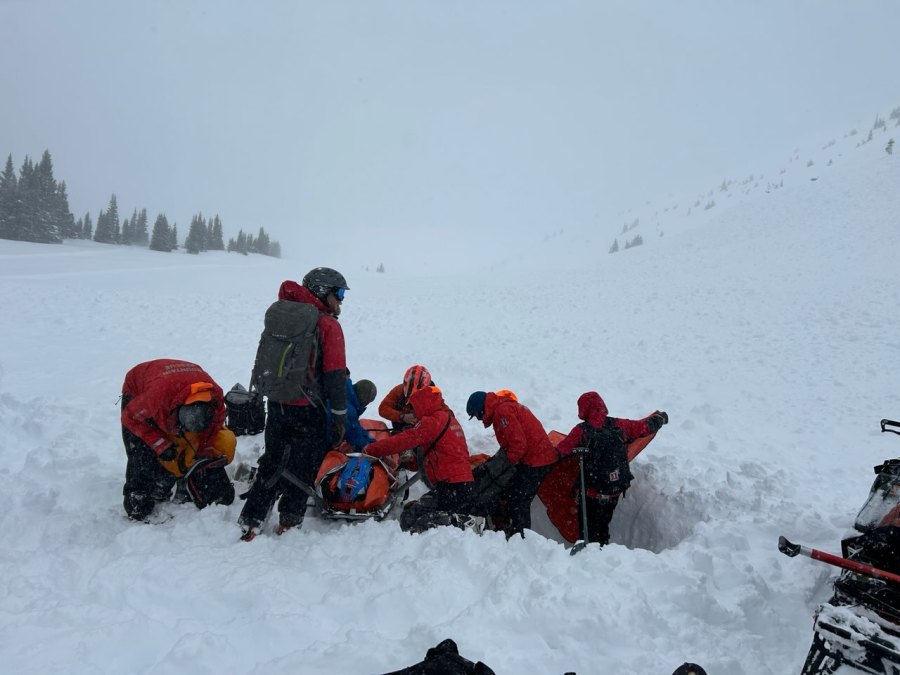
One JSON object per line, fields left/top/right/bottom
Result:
{"left": 781, "top": 418, "right": 900, "bottom": 675}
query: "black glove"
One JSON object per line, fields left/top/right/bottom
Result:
{"left": 158, "top": 445, "right": 177, "bottom": 461}
{"left": 647, "top": 411, "right": 669, "bottom": 433}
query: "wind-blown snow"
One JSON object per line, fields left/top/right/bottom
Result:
{"left": 1, "top": 130, "right": 899, "bottom": 674}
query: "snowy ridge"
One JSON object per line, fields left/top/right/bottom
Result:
{"left": 1, "top": 136, "right": 899, "bottom": 673}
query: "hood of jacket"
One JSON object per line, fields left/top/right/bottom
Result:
{"left": 409, "top": 385, "right": 446, "bottom": 418}
{"left": 577, "top": 391, "right": 609, "bottom": 427}
{"left": 278, "top": 280, "right": 329, "bottom": 313}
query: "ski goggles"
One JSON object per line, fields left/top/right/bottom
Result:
{"left": 334, "top": 287, "right": 345, "bottom": 301}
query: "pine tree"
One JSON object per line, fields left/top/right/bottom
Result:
{"left": 55, "top": 181, "right": 76, "bottom": 238}
{"left": 0, "top": 154, "right": 19, "bottom": 240}
{"left": 134, "top": 208, "right": 149, "bottom": 246}
{"left": 106, "top": 194, "right": 120, "bottom": 244}
{"left": 94, "top": 208, "right": 113, "bottom": 243}
{"left": 121, "top": 216, "right": 133, "bottom": 244}
{"left": 16, "top": 156, "right": 39, "bottom": 242}
{"left": 82, "top": 212, "right": 93, "bottom": 240}
{"left": 185, "top": 214, "right": 205, "bottom": 254}
{"left": 32, "top": 150, "right": 63, "bottom": 243}
{"left": 149, "top": 213, "right": 171, "bottom": 252}
{"left": 252, "top": 227, "right": 270, "bottom": 255}
{"left": 210, "top": 215, "right": 224, "bottom": 250}
{"left": 170, "top": 223, "right": 178, "bottom": 250}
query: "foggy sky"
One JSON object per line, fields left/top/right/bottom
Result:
{"left": 3, "top": 1, "right": 899, "bottom": 272}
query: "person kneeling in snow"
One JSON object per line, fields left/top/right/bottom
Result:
{"left": 556, "top": 391, "right": 667, "bottom": 545}
{"left": 120, "top": 359, "right": 236, "bottom": 521}
{"left": 364, "top": 383, "right": 474, "bottom": 533}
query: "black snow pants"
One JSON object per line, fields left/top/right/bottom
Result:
{"left": 399, "top": 481, "right": 474, "bottom": 533}
{"left": 238, "top": 402, "right": 327, "bottom": 529}
{"left": 501, "top": 463, "right": 552, "bottom": 538}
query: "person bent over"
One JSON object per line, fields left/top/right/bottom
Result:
{"left": 365, "top": 383, "right": 474, "bottom": 533}
{"left": 378, "top": 364, "right": 433, "bottom": 432}
{"left": 466, "top": 390, "right": 558, "bottom": 538}
{"left": 121, "top": 359, "right": 236, "bottom": 521}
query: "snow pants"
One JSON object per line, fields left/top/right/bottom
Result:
{"left": 121, "top": 396, "right": 234, "bottom": 521}
{"left": 238, "top": 402, "right": 327, "bottom": 529}
{"left": 502, "top": 463, "right": 552, "bottom": 538}
{"left": 579, "top": 493, "right": 620, "bottom": 545}
{"left": 399, "top": 481, "right": 474, "bottom": 533}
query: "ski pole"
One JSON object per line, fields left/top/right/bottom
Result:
{"left": 570, "top": 453, "right": 591, "bottom": 556}
{"left": 778, "top": 535, "right": 900, "bottom": 585}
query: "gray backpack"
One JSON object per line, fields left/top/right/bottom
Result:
{"left": 250, "top": 300, "right": 323, "bottom": 404}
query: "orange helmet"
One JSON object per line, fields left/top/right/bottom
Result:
{"left": 496, "top": 389, "right": 518, "bottom": 402}
{"left": 402, "top": 365, "right": 432, "bottom": 399}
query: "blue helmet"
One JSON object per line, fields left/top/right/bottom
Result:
{"left": 336, "top": 456, "right": 373, "bottom": 502}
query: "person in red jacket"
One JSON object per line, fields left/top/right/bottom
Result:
{"left": 378, "top": 364, "right": 433, "bottom": 432}
{"left": 365, "top": 383, "right": 474, "bottom": 533}
{"left": 466, "top": 390, "right": 558, "bottom": 538}
{"left": 120, "top": 359, "right": 237, "bottom": 521}
{"left": 238, "top": 267, "right": 349, "bottom": 541}
{"left": 556, "top": 391, "right": 667, "bottom": 545}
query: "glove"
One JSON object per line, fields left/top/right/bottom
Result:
{"left": 647, "top": 411, "right": 668, "bottom": 433}
{"left": 158, "top": 445, "right": 177, "bottom": 462}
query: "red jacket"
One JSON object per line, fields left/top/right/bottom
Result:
{"left": 121, "top": 359, "right": 226, "bottom": 456}
{"left": 277, "top": 281, "right": 347, "bottom": 411}
{"left": 482, "top": 392, "right": 557, "bottom": 467}
{"left": 365, "top": 386, "right": 473, "bottom": 485}
{"left": 556, "top": 391, "right": 654, "bottom": 457}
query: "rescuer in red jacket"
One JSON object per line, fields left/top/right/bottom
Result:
{"left": 238, "top": 267, "right": 349, "bottom": 541}
{"left": 120, "top": 359, "right": 236, "bottom": 521}
{"left": 366, "top": 383, "right": 474, "bottom": 532}
{"left": 467, "top": 390, "right": 558, "bottom": 538}
{"left": 378, "top": 364, "right": 434, "bottom": 432}
{"left": 556, "top": 391, "right": 667, "bottom": 545}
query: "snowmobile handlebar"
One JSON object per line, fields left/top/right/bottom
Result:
{"left": 881, "top": 419, "right": 900, "bottom": 435}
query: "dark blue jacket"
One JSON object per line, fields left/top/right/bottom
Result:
{"left": 327, "top": 379, "right": 374, "bottom": 451}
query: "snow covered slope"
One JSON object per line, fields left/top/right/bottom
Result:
{"left": 1, "top": 138, "right": 899, "bottom": 674}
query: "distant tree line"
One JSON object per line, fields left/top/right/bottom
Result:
{"left": 0, "top": 150, "right": 281, "bottom": 258}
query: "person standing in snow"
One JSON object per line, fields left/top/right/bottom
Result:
{"left": 120, "top": 359, "right": 236, "bottom": 521}
{"left": 365, "top": 382, "right": 475, "bottom": 532}
{"left": 238, "top": 267, "right": 349, "bottom": 541}
{"left": 556, "top": 391, "right": 667, "bottom": 546}
{"left": 466, "top": 390, "right": 558, "bottom": 538}
{"left": 378, "top": 364, "right": 434, "bottom": 432}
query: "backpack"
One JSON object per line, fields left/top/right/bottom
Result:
{"left": 581, "top": 418, "right": 634, "bottom": 494}
{"left": 250, "top": 299, "right": 323, "bottom": 404}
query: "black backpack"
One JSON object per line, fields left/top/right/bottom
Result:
{"left": 581, "top": 418, "right": 634, "bottom": 494}
{"left": 250, "top": 299, "right": 323, "bottom": 404}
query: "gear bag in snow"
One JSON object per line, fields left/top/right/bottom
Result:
{"left": 224, "top": 383, "right": 266, "bottom": 436}
{"left": 250, "top": 300, "right": 322, "bottom": 404}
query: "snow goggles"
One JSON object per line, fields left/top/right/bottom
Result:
{"left": 334, "top": 287, "right": 345, "bottom": 301}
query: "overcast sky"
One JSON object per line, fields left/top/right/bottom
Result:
{"left": 3, "top": 1, "right": 899, "bottom": 272}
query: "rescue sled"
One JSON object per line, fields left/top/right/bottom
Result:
{"left": 309, "top": 419, "right": 415, "bottom": 521}
{"left": 785, "top": 419, "right": 900, "bottom": 675}
{"left": 537, "top": 428, "right": 657, "bottom": 543}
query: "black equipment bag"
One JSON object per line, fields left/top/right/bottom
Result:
{"left": 225, "top": 383, "right": 266, "bottom": 436}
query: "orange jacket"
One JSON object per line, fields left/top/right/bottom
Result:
{"left": 481, "top": 392, "right": 557, "bottom": 467}
{"left": 366, "top": 386, "right": 473, "bottom": 485}
{"left": 378, "top": 383, "right": 413, "bottom": 426}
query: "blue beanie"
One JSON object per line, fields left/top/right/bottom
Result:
{"left": 466, "top": 391, "right": 487, "bottom": 419}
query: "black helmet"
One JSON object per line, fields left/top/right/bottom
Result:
{"left": 302, "top": 267, "right": 349, "bottom": 301}
{"left": 178, "top": 401, "right": 214, "bottom": 433}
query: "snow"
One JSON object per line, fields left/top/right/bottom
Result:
{"left": 2, "top": 127, "right": 900, "bottom": 674}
